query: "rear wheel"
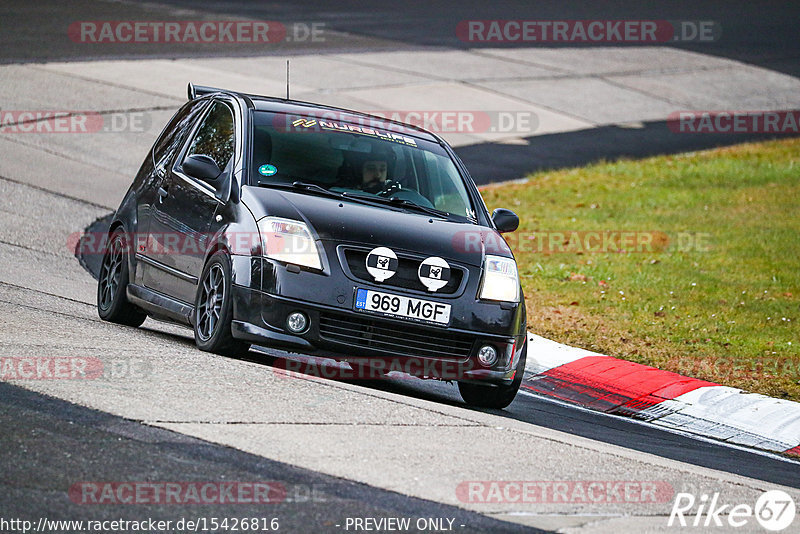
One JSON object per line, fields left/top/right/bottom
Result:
{"left": 458, "top": 340, "right": 527, "bottom": 409}
{"left": 97, "top": 230, "right": 146, "bottom": 327}
{"left": 194, "top": 251, "right": 250, "bottom": 356}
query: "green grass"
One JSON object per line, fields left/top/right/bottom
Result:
{"left": 480, "top": 138, "right": 800, "bottom": 400}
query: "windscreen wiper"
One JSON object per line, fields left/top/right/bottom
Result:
{"left": 347, "top": 193, "right": 451, "bottom": 220}
{"left": 258, "top": 181, "right": 399, "bottom": 209}
{"left": 387, "top": 197, "right": 454, "bottom": 220}
{"left": 291, "top": 181, "right": 338, "bottom": 196}
{"left": 256, "top": 180, "right": 343, "bottom": 200}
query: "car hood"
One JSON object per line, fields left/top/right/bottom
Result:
{"left": 242, "top": 187, "right": 511, "bottom": 267}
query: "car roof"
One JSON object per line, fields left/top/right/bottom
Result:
{"left": 189, "top": 83, "right": 441, "bottom": 143}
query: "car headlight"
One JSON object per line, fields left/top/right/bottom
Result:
{"left": 479, "top": 255, "right": 520, "bottom": 302}
{"left": 257, "top": 217, "right": 322, "bottom": 270}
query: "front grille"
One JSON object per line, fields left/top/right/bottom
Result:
{"left": 343, "top": 249, "right": 464, "bottom": 294}
{"left": 318, "top": 312, "right": 476, "bottom": 361}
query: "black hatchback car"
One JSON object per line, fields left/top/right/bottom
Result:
{"left": 98, "top": 84, "right": 527, "bottom": 408}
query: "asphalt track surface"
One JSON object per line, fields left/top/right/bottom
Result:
{"left": 2, "top": 1, "right": 800, "bottom": 532}
{"left": 0, "top": 382, "right": 538, "bottom": 533}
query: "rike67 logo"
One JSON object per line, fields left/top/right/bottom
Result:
{"left": 668, "top": 490, "right": 796, "bottom": 531}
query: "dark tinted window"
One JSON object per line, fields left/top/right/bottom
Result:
{"left": 185, "top": 102, "right": 235, "bottom": 170}
{"left": 152, "top": 99, "right": 208, "bottom": 168}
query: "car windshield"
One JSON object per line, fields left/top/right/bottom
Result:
{"left": 249, "top": 111, "right": 476, "bottom": 220}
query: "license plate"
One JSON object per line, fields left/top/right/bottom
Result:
{"left": 354, "top": 288, "right": 451, "bottom": 325}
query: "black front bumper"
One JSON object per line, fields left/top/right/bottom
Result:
{"left": 230, "top": 283, "right": 525, "bottom": 384}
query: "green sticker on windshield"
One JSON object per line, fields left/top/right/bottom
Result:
{"left": 258, "top": 164, "right": 277, "bottom": 176}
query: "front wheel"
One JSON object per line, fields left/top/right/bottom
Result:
{"left": 458, "top": 340, "right": 527, "bottom": 409}
{"left": 97, "top": 230, "right": 146, "bottom": 327}
{"left": 194, "top": 251, "right": 250, "bottom": 356}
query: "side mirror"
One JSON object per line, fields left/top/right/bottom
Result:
{"left": 492, "top": 208, "right": 519, "bottom": 233}
{"left": 183, "top": 154, "right": 222, "bottom": 183}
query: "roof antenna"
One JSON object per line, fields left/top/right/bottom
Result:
{"left": 286, "top": 60, "right": 290, "bottom": 100}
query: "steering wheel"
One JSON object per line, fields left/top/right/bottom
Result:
{"left": 380, "top": 186, "right": 437, "bottom": 209}
{"left": 376, "top": 180, "right": 403, "bottom": 197}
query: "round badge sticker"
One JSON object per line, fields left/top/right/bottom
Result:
{"left": 418, "top": 256, "right": 450, "bottom": 292}
{"left": 366, "top": 247, "right": 398, "bottom": 282}
{"left": 258, "top": 164, "right": 278, "bottom": 176}
{"left": 755, "top": 490, "right": 796, "bottom": 531}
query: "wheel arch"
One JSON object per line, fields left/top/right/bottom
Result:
{"left": 203, "top": 241, "right": 231, "bottom": 266}
{"left": 202, "top": 228, "right": 253, "bottom": 287}
{"left": 106, "top": 219, "right": 136, "bottom": 280}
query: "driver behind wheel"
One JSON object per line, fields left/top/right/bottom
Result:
{"left": 336, "top": 144, "right": 397, "bottom": 193}
{"left": 360, "top": 157, "right": 389, "bottom": 193}
{"left": 360, "top": 145, "right": 399, "bottom": 194}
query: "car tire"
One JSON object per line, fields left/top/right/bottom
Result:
{"left": 194, "top": 251, "right": 250, "bottom": 356}
{"left": 97, "top": 230, "right": 147, "bottom": 327}
{"left": 458, "top": 340, "right": 527, "bottom": 409}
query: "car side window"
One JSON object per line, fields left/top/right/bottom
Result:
{"left": 152, "top": 99, "right": 209, "bottom": 170}
{"left": 184, "top": 101, "right": 236, "bottom": 172}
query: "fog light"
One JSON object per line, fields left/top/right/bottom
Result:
{"left": 286, "top": 311, "right": 308, "bottom": 333}
{"left": 477, "top": 345, "right": 498, "bottom": 367}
